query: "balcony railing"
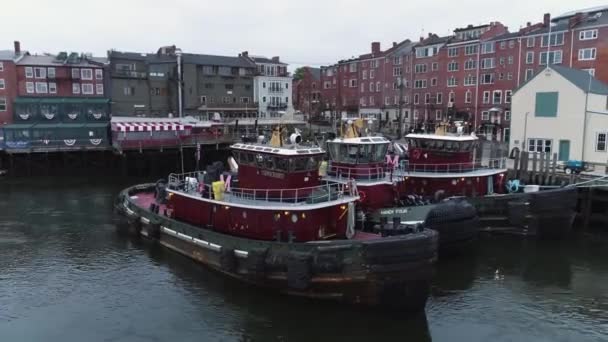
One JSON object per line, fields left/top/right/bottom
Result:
{"left": 268, "top": 88, "right": 284, "bottom": 93}
{"left": 267, "top": 103, "right": 288, "bottom": 110}
{"left": 168, "top": 171, "right": 357, "bottom": 205}
{"left": 397, "top": 158, "right": 507, "bottom": 173}
{"left": 112, "top": 132, "right": 239, "bottom": 151}
{"left": 113, "top": 70, "right": 147, "bottom": 79}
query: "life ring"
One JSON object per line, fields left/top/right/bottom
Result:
{"left": 506, "top": 179, "right": 520, "bottom": 193}
{"left": 412, "top": 149, "right": 422, "bottom": 160}
{"left": 358, "top": 190, "right": 367, "bottom": 203}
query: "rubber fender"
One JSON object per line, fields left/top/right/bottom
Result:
{"left": 287, "top": 252, "right": 312, "bottom": 290}
{"left": 313, "top": 251, "right": 344, "bottom": 273}
{"left": 220, "top": 248, "right": 237, "bottom": 273}
{"left": 148, "top": 223, "right": 161, "bottom": 239}
{"left": 425, "top": 199, "right": 477, "bottom": 226}
{"left": 245, "top": 248, "right": 268, "bottom": 279}
{"left": 126, "top": 216, "right": 142, "bottom": 236}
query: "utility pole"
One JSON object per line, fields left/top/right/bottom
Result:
{"left": 398, "top": 76, "right": 404, "bottom": 139}
{"left": 176, "top": 48, "right": 183, "bottom": 118}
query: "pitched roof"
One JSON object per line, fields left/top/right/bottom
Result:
{"left": 0, "top": 50, "right": 16, "bottom": 61}
{"left": 308, "top": 67, "right": 321, "bottom": 80}
{"left": 182, "top": 53, "right": 255, "bottom": 68}
{"left": 250, "top": 56, "right": 287, "bottom": 65}
{"left": 417, "top": 35, "right": 451, "bottom": 47}
{"left": 108, "top": 50, "right": 176, "bottom": 63}
{"left": 17, "top": 54, "right": 107, "bottom": 67}
{"left": 551, "top": 65, "right": 608, "bottom": 95}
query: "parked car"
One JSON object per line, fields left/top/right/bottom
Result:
{"left": 563, "top": 160, "right": 594, "bottom": 174}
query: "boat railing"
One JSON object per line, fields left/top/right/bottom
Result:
{"left": 327, "top": 164, "right": 388, "bottom": 181}
{"left": 168, "top": 171, "right": 358, "bottom": 204}
{"left": 398, "top": 157, "right": 507, "bottom": 173}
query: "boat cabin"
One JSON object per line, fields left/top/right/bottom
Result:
{"left": 405, "top": 134, "right": 478, "bottom": 170}
{"left": 326, "top": 137, "right": 390, "bottom": 180}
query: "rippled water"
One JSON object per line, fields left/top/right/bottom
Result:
{"left": 1, "top": 177, "right": 607, "bottom": 342}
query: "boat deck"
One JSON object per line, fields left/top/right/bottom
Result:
{"left": 130, "top": 191, "right": 381, "bottom": 242}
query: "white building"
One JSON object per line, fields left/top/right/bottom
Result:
{"left": 510, "top": 65, "right": 608, "bottom": 164}
{"left": 248, "top": 56, "right": 295, "bottom": 120}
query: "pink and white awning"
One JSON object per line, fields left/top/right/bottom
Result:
{"left": 113, "top": 122, "right": 191, "bottom": 132}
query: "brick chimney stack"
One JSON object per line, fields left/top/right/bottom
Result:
{"left": 241, "top": 51, "right": 248, "bottom": 58}
{"left": 543, "top": 13, "right": 551, "bottom": 26}
{"left": 271, "top": 56, "right": 280, "bottom": 62}
{"left": 14, "top": 41, "right": 20, "bottom": 55}
{"left": 371, "top": 42, "right": 381, "bottom": 54}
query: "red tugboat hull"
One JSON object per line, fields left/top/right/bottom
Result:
{"left": 115, "top": 184, "right": 438, "bottom": 312}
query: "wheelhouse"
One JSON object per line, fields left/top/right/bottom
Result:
{"left": 327, "top": 137, "right": 390, "bottom": 165}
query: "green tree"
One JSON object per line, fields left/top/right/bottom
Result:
{"left": 293, "top": 67, "right": 306, "bottom": 80}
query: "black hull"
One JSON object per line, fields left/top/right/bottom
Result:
{"left": 115, "top": 184, "right": 438, "bottom": 312}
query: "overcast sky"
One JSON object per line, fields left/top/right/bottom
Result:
{"left": 2, "top": 0, "right": 607, "bottom": 69}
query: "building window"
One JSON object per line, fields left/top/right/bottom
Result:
{"left": 80, "top": 68, "right": 93, "bottom": 80}
{"left": 483, "top": 91, "right": 490, "bottom": 104}
{"left": 528, "top": 139, "right": 552, "bottom": 153}
{"left": 393, "top": 67, "right": 402, "bottom": 76}
{"left": 505, "top": 90, "right": 512, "bottom": 103}
{"left": 580, "top": 29, "right": 598, "bottom": 40}
{"left": 448, "top": 92, "right": 455, "bottom": 103}
{"left": 507, "top": 72, "right": 513, "bottom": 80}
{"left": 35, "top": 82, "right": 48, "bottom": 94}
{"left": 393, "top": 56, "right": 402, "bottom": 65}
{"left": 481, "top": 42, "right": 495, "bottom": 54}
{"left": 350, "top": 79, "right": 357, "bottom": 87}
{"left": 481, "top": 111, "right": 489, "bottom": 120}
{"left": 509, "top": 40, "right": 515, "bottom": 48}
{"left": 431, "top": 78, "right": 437, "bottom": 87}
{"left": 47, "top": 67, "right": 56, "bottom": 78}
{"left": 72, "top": 68, "right": 80, "bottom": 79}
{"left": 96, "top": 84, "right": 104, "bottom": 95}
{"left": 596, "top": 133, "right": 607, "bottom": 151}
{"left": 493, "top": 90, "right": 502, "bottom": 104}
{"left": 0, "top": 62, "right": 3, "bottom": 71}
{"left": 464, "top": 75, "right": 476, "bottom": 86}
{"left": 95, "top": 69, "right": 103, "bottom": 80}
{"left": 25, "top": 67, "right": 34, "bottom": 78}
{"left": 349, "top": 63, "right": 357, "bottom": 72}
{"left": 535, "top": 92, "right": 558, "bottom": 117}
{"left": 481, "top": 58, "right": 495, "bottom": 69}
{"left": 34, "top": 67, "right": 46, "bottom": 79}
{"left": 123, "top": 86, "right": 135, "bottom": 96}
{"left": 447, "top": 61, "right": 459, "bottom": 72}
{"left": 503, "top": 111, "right": 511, "bottom": 121}
{"left": 360, "top": 97, "right": 366, "bottom": 106}
{"left": 0, "top": 79, "right": 4, "bottom": 89}
{"left": 525, "top": 68, "right": 534, "bottom": 81}
{"left": 527, "top": 37, "right": 535, "bottom": 47}
{"left": 465, "top": 90, "right": 472, "bottom": 103}
{"left": 431, "top": 62, "right": 439, "bottom": 71}
{"left": 435, "top": 110, "right": 442, "bottom": 120}
{"left": 480, "top": 73, "right": 494, "bottom": 84}
{"left": 464, "top": 59, "right": 477, "bottom": 70}
{"left": 508, "top": 56, "right": 514, "bottom": 64}
{"left": 360, "top": 83, "right": 365, "bottom": 93}
{"left": 385, "top": 96, "right": 391, "bottom": 105}
{"left": 578, "top": 48, "right": 597, "bottom": 61}
{"left": 370, "top": 70, "right": 375, "bottom": 79}
{"left": 500, "top": 41, "right": 506, "bottom": 49}
{"left": 376, "top": 81, "right": 380, "bottom": 92}
{"left": 362, "top": 70, "right": 367, "bottom": 80}
{"left": 415, "top": 64, "right": 427, "bottom": 73}
{"left": 448, "top": 47, "right": 459, "bottom": 57}
{"left": 369, "top": 96, "right": 374, "bottom": 105}
{"left": 0, "top": 97, "right": 5, "bottom": 111}
{"left": 436, "top": 93, "right": 443, "bottom": 104}
{"left": 499, "top": 73, "right": 505, "bottom": 80}
{"left": 526, "top": 51, "right": 534, "bottom": 64}
{"left": 82, "top": 83, "right": 94, "bottom": 94}
{"left": 499, "top": 57, "right": 505, "bottom": 65}
{"left": 447, "top": 76, "right": 458, "bottom": 87}
{"left": 414, "top": 79, "right": 427, "bottom": 89}
{"left": 49, "top": 82, "right": 57, "bottom": 94}
{"left": 369, "top": 82, "right": 374, "bottom": 92}
{"left": 541, "top": 32, "right": 564, "bottom": 47}
{"left": 26, "top": 82, "right": 34, "bottom": 94}
{"left": 414, "top": 94, "right": 419, "bottom": 104}
{"left": 540, "top": 50, "right": 563, "bottom": 65}
{"left": 425, "top": 93, "right": 431, "bottom": 104}
{"left": 465, "top": 44, "right": 478, "bottom": 56}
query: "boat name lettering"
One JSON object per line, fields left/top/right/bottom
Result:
{"left": 261, "top": 170, "right": 285, "bottom": 179}
{"left": 379, "top": 208, "right": 410, "bottom": 216}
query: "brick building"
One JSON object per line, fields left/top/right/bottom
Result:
{"left": 320, "top": 5, "right": 608, "bottom": 141}
{"left": 293, "top": 66, "right": 321, "bottom": 119}
{"left": 0, "top": 42, "right": 24, "bottom": 125}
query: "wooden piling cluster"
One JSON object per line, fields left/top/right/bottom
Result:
{"left": 510, "top": 150, "right": 576, "bottom": 186}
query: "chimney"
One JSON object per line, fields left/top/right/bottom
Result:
{"left": 371, "top": 42, "right": 381, "bottom": 54}
{"left": 527, "top": 22, "right": 531, "bottom": 27}
{"left": 271, "top": 56, "right": 280, "bottom": 62}
{"left": 241, "top": 51, "right": 248, "bottom": 57}
{"left": 14, "top": 41, "right": 20, "bottom": 55}
{"left": 393, "top": 42, "right": 397, "bottom": 47}
{"left": 428, "top": 32, "right": 433, "bottom": 38}
{"left": 420, "top": 36, "right": 424, "bottom": 42}
{"left": 543, "top": 13, "right": 551, "bottom": 26}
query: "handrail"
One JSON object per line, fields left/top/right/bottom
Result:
{"left": 398, "top": 157, "right": 507, "bottom": 173}
{"left": 167, "top": 171, "right": 358, "bottom": 205}
{"left": 328, "top": 164, "right": 388, "bottom": 181}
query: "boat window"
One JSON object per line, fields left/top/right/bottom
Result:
{"left": 264, "top": 155, "right": 275, "bottom": 169}
{"left": 246, "top": 152, "right": 254, "bottom": 164}
{"left": 348, "top": 145, "right": 359, "bottom": 163}
{"left": 375, "top": 143, "right": 388, "bottom": 162}
{"left": 294, "top": 157, "right": 308, "bottom": 171}
{"left": 306, "top": 156, "right": 321, "bottom": 170}
{"left": 435, "top": 140, "right": 445, "bottom": 150}
{"left": 445, "top": 141, "right": 455, "bottom": 151}
{"left": 232, "top": 152, "right": 240, "bottom": 164}
{"left": 461, "top": 141, "right": 470, "bottom": 152}
{"left": 255, "top": 154, "right": 264, "bottom": 167}
{"left": 327, "top": 143, "right": 339, "bottom": 162}
{"left": 359, "top": 144, "right": 372, "bottom": 163}
{"left": 276, "top": 157, "right": 289, "bottom": 171}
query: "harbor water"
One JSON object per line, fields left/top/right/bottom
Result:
{"left": 1, "top": 177, "right": 607, "bottom": 342}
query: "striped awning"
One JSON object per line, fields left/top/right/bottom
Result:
{"left": 112, "top": 122, "right": 190, "bottom": 132}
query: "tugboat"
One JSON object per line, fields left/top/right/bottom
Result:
{"left": 115, "top": 126, "right": 438, "bottom": 311}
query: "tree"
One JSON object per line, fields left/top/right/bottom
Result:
{"left": 293, "top": 67, "right": 306, "bottom": 81}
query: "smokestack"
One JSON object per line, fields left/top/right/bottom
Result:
{"left": 14, "top": 41, "right": 20, "bottom": 55}
{"left": 371, "top": 42, "right": 381, "bottom": 54}
{"left": 393, "top": 42, "right": 397, "bottom": 47}
{"left": 543, "top": 13, "right": 551, "bottom": 26}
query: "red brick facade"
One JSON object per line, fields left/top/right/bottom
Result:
{"left": 293, "top": 67, "right": 322, "bottom": 118}
{"left": 320, "top": 7, "right": 608, "bottom": 140}
{"left": 0, "top": 57, "right": 18, "bottom": 125}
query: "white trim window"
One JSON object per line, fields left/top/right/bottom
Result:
{"left": 0, "top": 78, "right": 4, "bottom": 89}
{"left": 431, "top": 62, "right": 439, "bottom": 71}
{"left": 464, "top": 75, "right": 476, "bottom": 86}
{"left": 81, "top": 69, "right": 93, "bottom": 80}
{"left": 505, "top": 90, "right": 512, "bottom": 103}
{"left": 349, "top": 79, "right": 357, "bottom": 87}
{"left": 369, "top": 96, "right": 374, "bottom": 106}
{"left": 414, "top": 110, "right": 419, "bottom": 120}
{"left": 525, "top": 68, "right": 534, "bottom": 81}
{"left": 526, "top": 51, "right": 534, "bottom": 64}
{"left": 596, "top": 132, "right": 607, "bottom": 152}
{"left": 493, "top": 90, "right": 502, "bottom": 104}
{"left": 34, "top": 67, "right": 46, "bottom": 79}
{"left": 465, "top": 90, "right": 472, "bottom": 103}
{"left": 578, "top": 48, "right": 596, "bottom": 61}
{"left": 424, "top": 93, "right": 431, "bottom": 104}
{"left": 527, "top": 37, "right": 535, "bottom": 47}
{"left": 579, "top": 29, "right": 598, "bottom": 41}
{"left": 95, "top": 69, "right": 103, "bottom": 80}
{"left": 539, "top": 50, "right": 563, "bottom": 65}
{"left": 369, "top": 82, "right": 374, "bottom": 92}
{"left": 447, "top": 76, "right": 458, "bottom": 87}
{"left": 448, "top": 91, "right": 455, "bottom": 103}
{"left": 362, "top": 70, "right": 367, "bottom": 80}
{"left": 541, "top": 32, "right": 564, "bottom": 47}
{"left": 500, "top": 41, "right": 506, "bottom": 50}
{"left": 26, "top": 82, "right": 34, "bottom": 93}
{"left": 25, "top": 67, "right": 34, "bottom": 78}
{"left": 481, "top": 58, "right": 495, "bottom": 69}
{"left": 481, "top": 42, "right": 495, "bottom": 54}
{"left": 0, "top": 62, "right": 3, "bottom": 71}
{"left": 435, "top": 109, "right": 442, "bottom": 120}
{"left": 375, "top": 81, "right": 380, "bottom": 92}
{"left": 49, "top": 82, "right": 57, "bottom": 94}
{"left": 447, "top": 61, "right": 459, "bottom": 72}
{"left": 414, "top": 94, "right": 419, "bottom": 104}
{"left": 414, "top": 79, "right": 427, "bottom": 89}
{"left": 481, "top": 111, "right": 489, "bottom": 120}
{"left": 464, "top": 59, "right": 477, "bottom": 70}
{"left": 0, "top": 97, "right": 6, "bottom": 111}
{"left": 360, "top": 82, "right": 365, "bottom": 93}
{"left": 482, "top": 91, "right": 490, "bottom": 104}
{"left": 96, "top": 84, "right": 104, "bottom": 95}
{"left": 528, "top": 138, "right": 552, "bottom": 153}
{"left": 504, "top": 110, "right": 511, "bottom": 121}
{"left": 431, "top": 78, "right": 437, "bottom": 87}
{"left": 370, "top": 69, "right": 375, "bottom": 79}
{"left": 47, "top": 67, "right": 56, "bottom": 78}
{"left": 414, "top": 64, "right": 427, "bottom": 73}
{"left": 72, "top": 83, "right": 81, "bottom": 94}
{"left": 35, "top": 82, "right": 48, "bottom": 94}
{"left": 448, "top": 47, "right": 459, "bottom": 57}
{"left": 393, "top": 67, "right": 402, "bottom": 76}
{"left": 72, "top": 68, "right": 80, "bottom": 79}
{"left": 385, "top": 96, "right": 391, "bottom": 106}
{"left": 481, "top": 73, "right": 494, "bottom": 84}
{"left": 464, "top": 44, "right": 478, "bottom": 56}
